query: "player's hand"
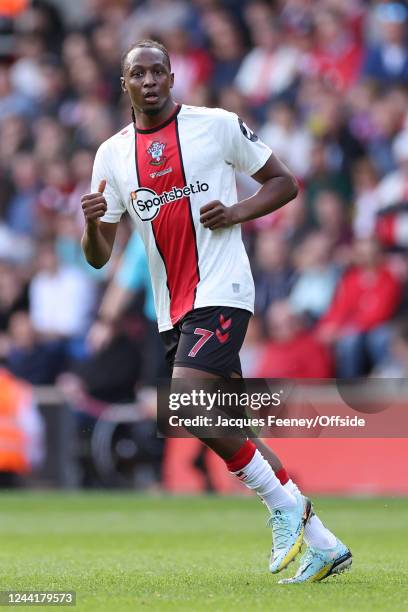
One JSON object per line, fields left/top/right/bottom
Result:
{"left": 199, "top": 200, "right": 237, "bottom": 230}
{"left": 81, "top": 179, "right": 107, "bottom": 225}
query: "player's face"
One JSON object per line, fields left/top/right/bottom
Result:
{"left": 121, "top": 47, "right": 174, "bottom": 116}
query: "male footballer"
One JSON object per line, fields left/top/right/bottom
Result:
{"left": 81, "top": 40, "right": 351, "bottom": 582}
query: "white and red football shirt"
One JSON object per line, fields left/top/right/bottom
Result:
{"left": 92, "top": 104, "right": 272, "bottom": 332}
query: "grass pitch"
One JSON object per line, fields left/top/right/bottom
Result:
{"left": 0, "top": 494, "right": 407, "bottom": 611}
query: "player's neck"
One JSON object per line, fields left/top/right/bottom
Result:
{"left": 133, "top": 98, "right": 179, "bottom": 131}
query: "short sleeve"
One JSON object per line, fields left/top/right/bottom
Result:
{"left": 222, "top": 111, "right": 272, "bottom": 176}
{"left": 91, "top": 142, "right": 126, "bottom": 223}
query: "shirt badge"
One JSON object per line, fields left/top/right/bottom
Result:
{"left": 147, "top": 141, "right": 166, "bottom": 166}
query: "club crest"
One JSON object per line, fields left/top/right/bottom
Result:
{"left": 147, "top": 141, "right": 166, "bottom": 166}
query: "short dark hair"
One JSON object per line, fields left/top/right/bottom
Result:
{"left": 121, "top": 39, "right": 171, "bottom": 74}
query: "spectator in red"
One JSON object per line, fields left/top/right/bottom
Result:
{"left": 255, "top": 300, "right": 333, "bottom": 379}
{"left": 317, "top": 237, "right": 402, "bottom": 377}
{"left": 163, "top": 28, "right": 212, "bottom": 103}
{"left": 307, "top": 7, "right": 364, "bottom": 92}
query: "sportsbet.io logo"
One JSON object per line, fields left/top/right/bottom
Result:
{"left": 130, "top": 181, "right": 209, "bottom": 221}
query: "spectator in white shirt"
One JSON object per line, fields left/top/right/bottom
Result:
{"left": 29, "top": 241, "right": 95, "bottom": 340}
{"left": 376, "top": 130, "right": 408, "bottom": 209}
{"left": 259, "top": 102, "right": 313, "bottom": 179}
{"left": 235, "top": 21, "right": 299, "bottom": 106}
{"left": 352, "top": 157, "right": 381, "bottom": 238}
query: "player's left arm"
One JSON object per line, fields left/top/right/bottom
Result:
{"left": 200, "top": 153, "right": 298, "bottom": 230}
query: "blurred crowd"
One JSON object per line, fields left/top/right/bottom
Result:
{"left": 1, "top": 0, "right": 408, "bottom": 408}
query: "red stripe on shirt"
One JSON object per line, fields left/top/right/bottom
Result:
{"left": 135, "top": 116, "right": 199, "bottom": 325}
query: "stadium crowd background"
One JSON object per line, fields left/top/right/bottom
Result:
{"left": 0, "top": 0, "right": 408, "bottom": 487}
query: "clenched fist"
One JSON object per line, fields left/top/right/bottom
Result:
{"left": 81, "top": 179, "right": 107, "bottom": 224}
{"left": 199, "top": 200, "right": 237, "bottom": 230}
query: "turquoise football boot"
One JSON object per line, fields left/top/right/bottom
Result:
{"left": 279, "top": 538, "right": 352, "bottom": 583}
{"left": 268, "top": 494, "right": 312, "bottom": 573}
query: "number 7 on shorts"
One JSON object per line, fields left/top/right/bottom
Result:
{"left": 188, "top": 328, "right": 214, "bottom": 358}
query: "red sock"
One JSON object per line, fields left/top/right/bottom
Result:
{"left": 225, "top": 440, "right": 257, "bottom": 472}
{"left": 276, "top": 467, "right": 289, "bottom": 485}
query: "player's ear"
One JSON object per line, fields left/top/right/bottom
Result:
{"left": 121, "top": 76, "right": 127, "bottom": 93}
{"left": 169, "top": 72, "right": 174, "bottom": 89}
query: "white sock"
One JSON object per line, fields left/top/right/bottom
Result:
{"left": 304, "top": 515, "right": 337, "bottom": 550}
{"left": 231, "top": 450, "right": 296, "bottom": 513}
{"left": 284, "top": 479, "right": 337, "bottom": 549}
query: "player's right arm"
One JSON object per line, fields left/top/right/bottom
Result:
{"left": 81, "top": 179, "right": 118, "bottom": 268}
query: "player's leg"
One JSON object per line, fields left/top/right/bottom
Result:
{"left": 173, "top": 377, "right": 294, "bottom": 508}
{"left": 253, "top": 437, "right": 352, "bottom": 582}
{"left": 252, "top": 439, "right": 334, "bottom": 542}
{"left": 173, "top": 364, "right": 310, "bottom": 572}
{"left": 228, "top": 371, "right": 339, "bottom": 550}
{"left": 227, "top": 375, "right": 352, "bottom": 580}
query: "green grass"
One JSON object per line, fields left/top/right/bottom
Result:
{"left": 0, "top": 494, "right": 407, "bottom": 611}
